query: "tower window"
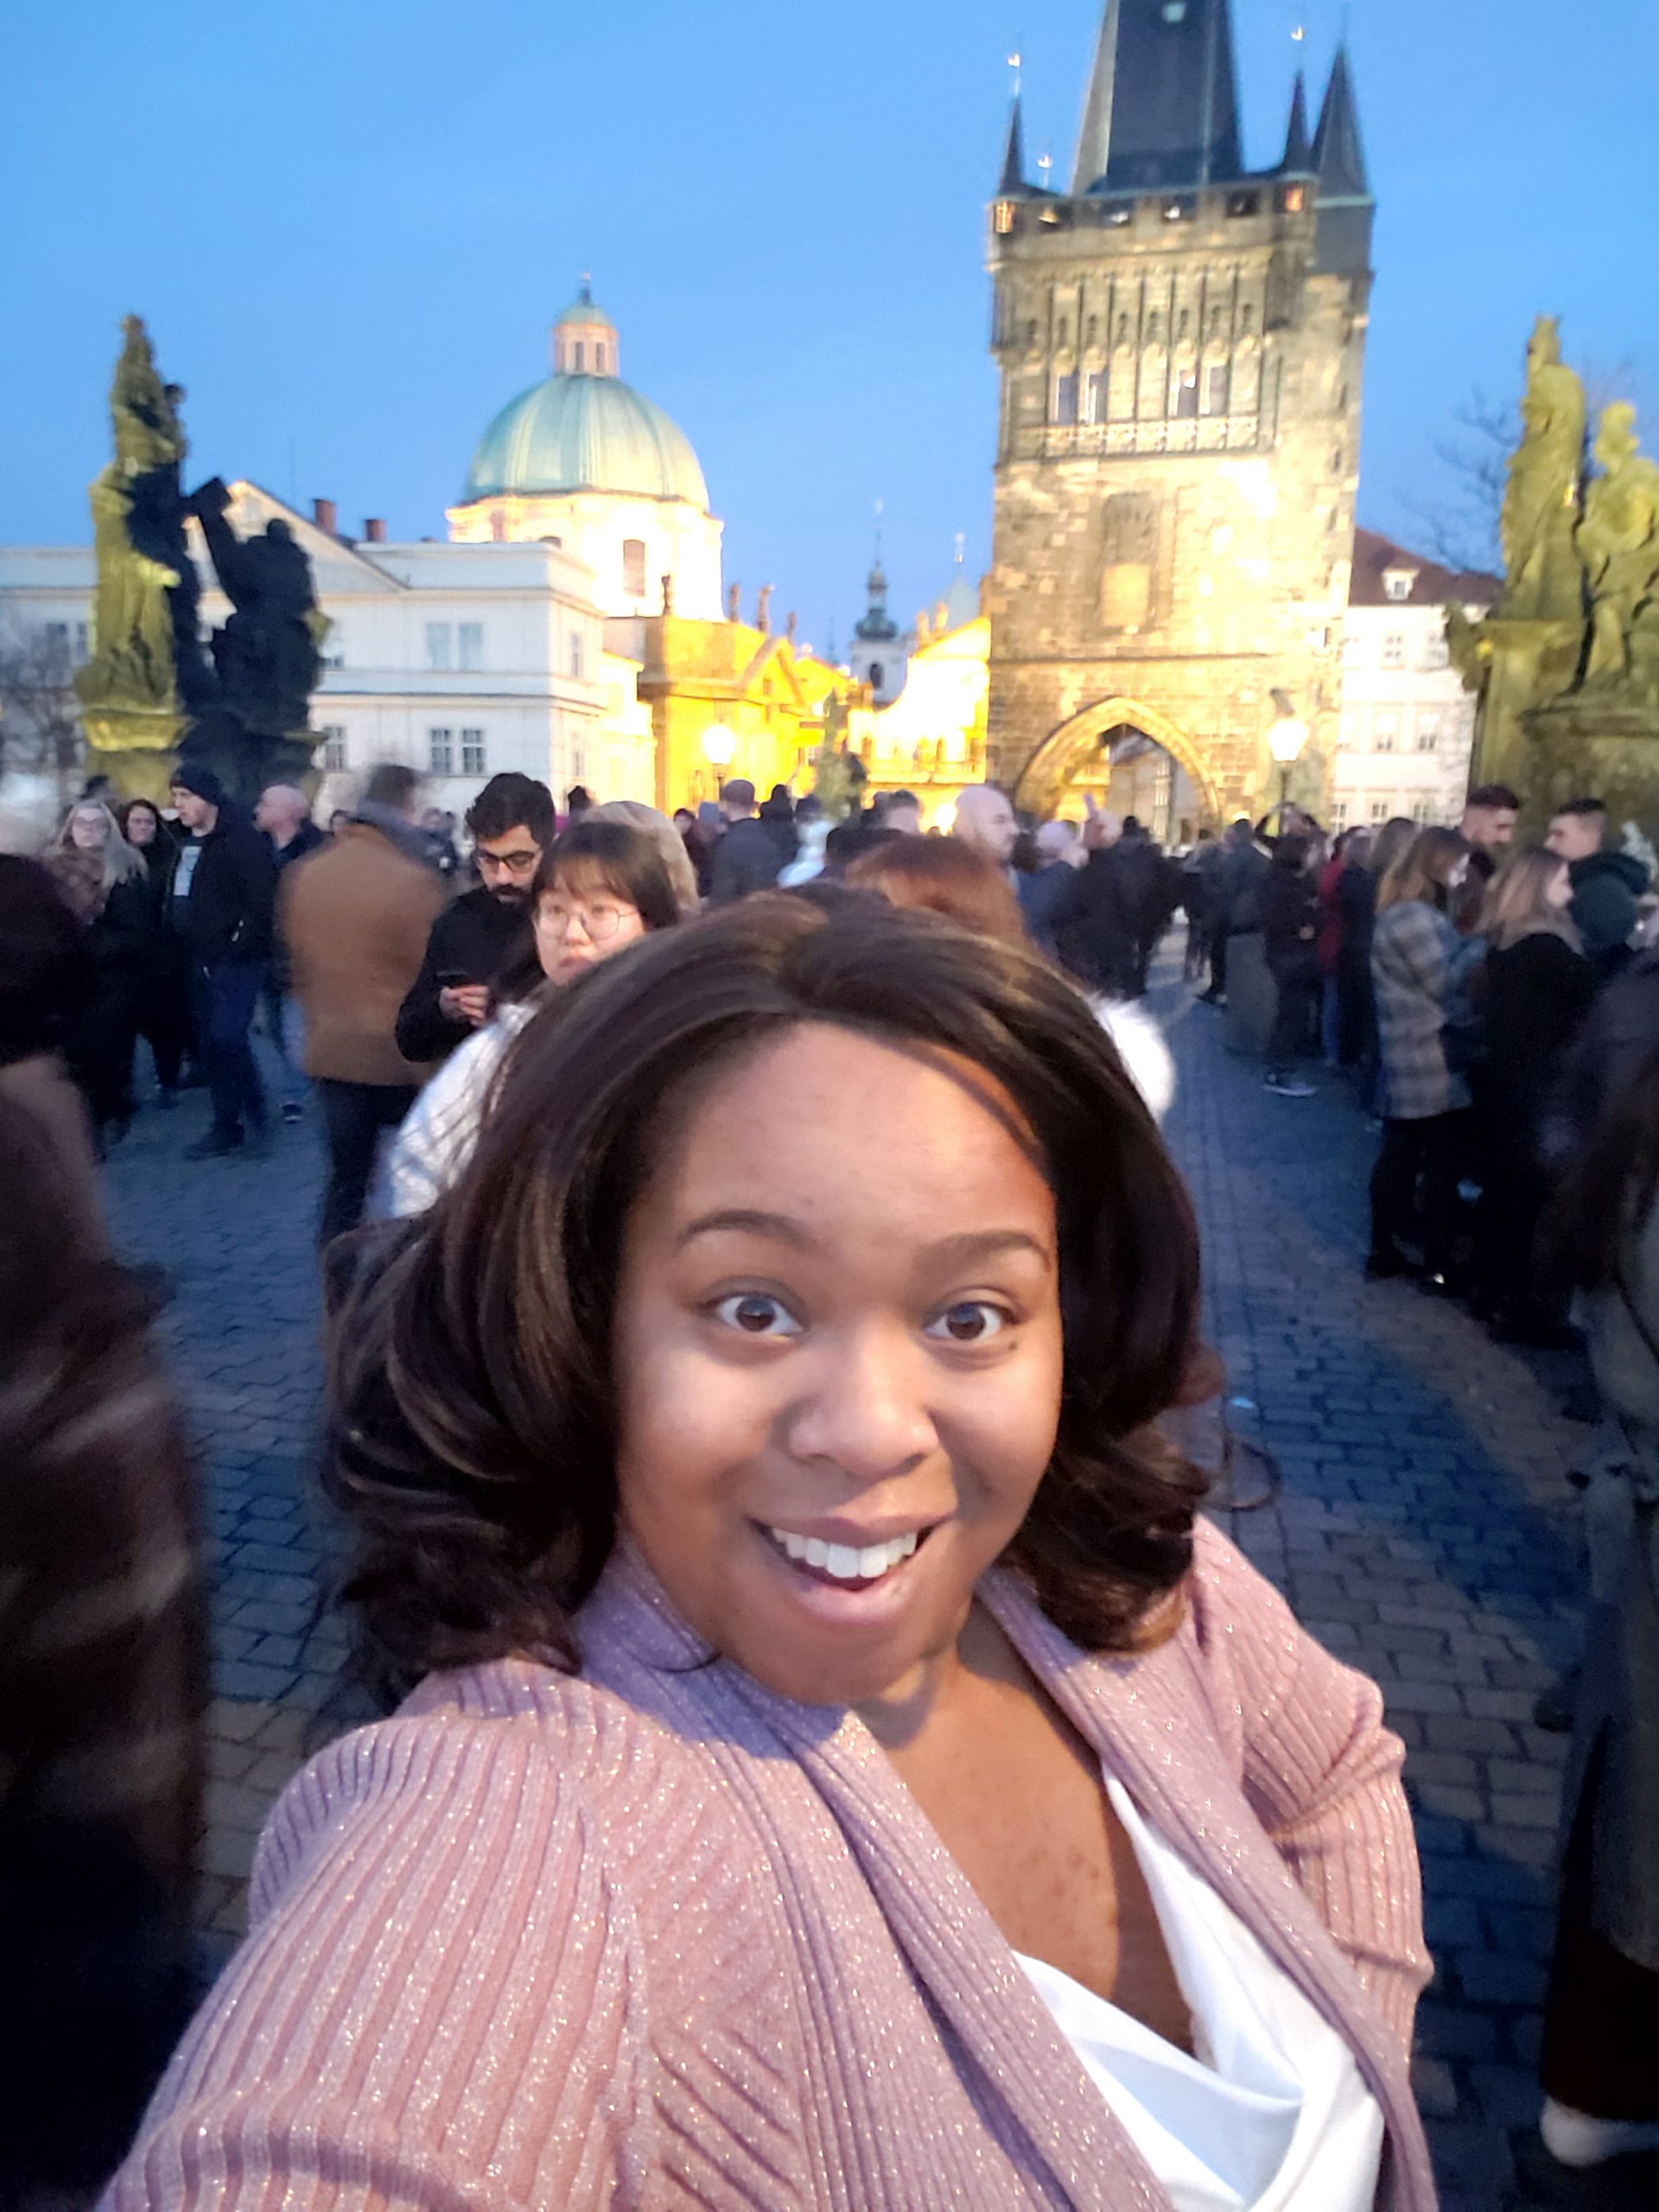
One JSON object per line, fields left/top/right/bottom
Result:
{"left": 622, "top": 539, "right": 648, "bottom": 599}
{"left": 569, "top": 631, "right": 586, "bottom": 679}
{"left": 1226, "top": 190, "right": 1261, "bottom": 219}
{"left": 1202, "top": 362, "right": 1231, "bottom": 416}
{"left": 574, "top": 341, "right": 585, "bottom": 372}
{"left": 1173, "top": 368, "right": 1198, "bottom": 419}
{"left": 1281, "top": 184, "right": 1308, "bottom": 214}
{"left": 994, "top": 201, "right": 1016, "bottom": 237}
{"left": 1053, "top": 372, "right": 1080, "bottom": 426}
{"left": 1084, "top": 369, "right": 1108, "bottom": 424}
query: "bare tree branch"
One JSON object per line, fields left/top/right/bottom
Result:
{"left": 0, "top": 621, "right": 85, "bottom": 796}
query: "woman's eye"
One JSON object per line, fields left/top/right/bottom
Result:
{"left": 712, "top": 1293, "right": 803, "bottom": 1338}
{"left": 925, "top": 1302, "right": 1009, "bottom": 1345}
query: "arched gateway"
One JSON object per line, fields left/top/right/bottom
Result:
{"left": 1013, "top": 697, "right": 1222, "bottom": 836}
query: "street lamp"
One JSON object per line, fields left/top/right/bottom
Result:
{"left": 1268, "top": 691, "right": 1309, "bottom": 818}
{"left": 702, "top": 723, "right": 737, "bottom": 775}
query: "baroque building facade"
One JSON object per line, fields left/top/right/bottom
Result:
{"left": 986, "top": 2, "right": 1376, "bottom": 823}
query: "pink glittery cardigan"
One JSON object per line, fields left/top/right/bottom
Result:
{"left": 105, "top": 1522, "right": 1436, "bottom": 2209}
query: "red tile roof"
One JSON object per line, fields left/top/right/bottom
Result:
{"left": 1349, "top": 526, "right": 1499, "bottom": 610}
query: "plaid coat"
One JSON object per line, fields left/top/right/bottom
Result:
{"left": 1371, "top": 897, "right": 1486, "bottom": 1120}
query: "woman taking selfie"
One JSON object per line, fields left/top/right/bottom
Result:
{"left": 110, "top": 899, "right": 1433, "bottom": 2210}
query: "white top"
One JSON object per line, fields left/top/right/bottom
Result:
{"left": 1016, "top": 1778, "right": 1384, "bottom": 2212}
{"left": 385, "top": 1001, "right": 534, "bottom": 1217}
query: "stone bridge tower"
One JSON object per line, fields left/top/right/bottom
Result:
{"left": 987, "top": 3, "right": 1375, "bottom": 823}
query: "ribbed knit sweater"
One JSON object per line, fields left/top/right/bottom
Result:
{"left": 105, "top": 1522, "right": 1435, "bottom": 2210}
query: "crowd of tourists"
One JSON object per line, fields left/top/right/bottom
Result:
{"left": 2, "top": 750, "right": 1657, "bottom": 2211}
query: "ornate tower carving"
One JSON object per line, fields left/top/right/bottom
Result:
{"left": 987, "top": 3, "right": 1374, "bottom": 819}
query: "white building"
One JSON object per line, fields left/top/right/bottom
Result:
{"left": 0, "top": 481, "right": 655, "bottom": 818}
{"left": 1332, "top": 529, "right": 1498, "bottom": 832}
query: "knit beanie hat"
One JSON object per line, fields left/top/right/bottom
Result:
{"left": 169, "top": 760, "right": 226, "bottom": 806}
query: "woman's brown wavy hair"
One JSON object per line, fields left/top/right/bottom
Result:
{"left": 326, "top": 894, "right": 1211, "bottom": 1701}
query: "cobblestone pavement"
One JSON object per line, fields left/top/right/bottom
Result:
{"left": 101, "top": 983, "right": 1592, "bottom": 2205}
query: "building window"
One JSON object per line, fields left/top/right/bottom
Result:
{"left": 1053, "top": 372, "right": 1080, "bottom": 426}
{"left": 574, "top": 340, "right": 585, "bottom": 372}
{"left": 1202, "top": 361, "right": 1231, "bottom": 416}
{"left": 457, "top": 621, "right": 484, "bottom": 671}
{"left": 321, "top": 725, "right": 348, "bottom": 772}
{"left": 1410, "top": 797, "right": 1432, "bottom": 824}
{"left": 1332, "top": 799, "right": 1350, "bottom": 829}
{"left": 994, "top": 200, "right": 1016, "bottom": 236}
{"left": 1373, "top": 713, "right": 1398, "bottom": 753}
{"left": 428, "top": 727, "right": 454, "bottom": 775}
{"left": 1423, "top": 632, "right": 1450, "bottom": 669}
{"left": 321, "top": 630, "right": 346, "bottom": 670}
{"left": 1173, "top": 367, "right": 1199, "bottom": 418}
{"left": 1280, "top": 183, "right": 1307, "bottom": 214}
{"left": 425, "top": 622, "right": 452, "bottom": 671}
{"left": 622, "top": 539, "right": 648, "bottom": 598}
{"left": 1382, "top": 632, "right": 1406, "bottom": 668}
{"left": 1416, "top": 715, "right": 1441, "bottom": 753}
{"left": 1383, "top": 569, "right": 1414, "bottom": 602}
{"left": 461, "top": 728, "right": 486, "bottom": 777}
{"left": 1370, "top": 798, "right": 1389, "bottom": 824}
{"left": 1084, "top": 369, "right": 1108, "bottom": 424}
{"left": 569, "top": 630, "right": 586, "bottom": 679}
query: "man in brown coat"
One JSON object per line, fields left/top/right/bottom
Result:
{"left": 280, "top": 763, "right": 445, "bottom": 1244}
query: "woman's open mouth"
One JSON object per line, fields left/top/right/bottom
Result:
{"left": 760, "top": 1524, "right": 929, "bottom": 1593}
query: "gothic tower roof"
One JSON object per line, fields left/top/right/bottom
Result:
{"left": 999, "top": 95, "right": 1029, "bottom": 195}
{"left": 1313, "top": 45, "right": 1370, "bottom": 200}
{"left": 1071, "top": 0, "right": 1243, "bottom": 196}
{"left": 1280, "top": 70, "right": 1313, "bottom": 175}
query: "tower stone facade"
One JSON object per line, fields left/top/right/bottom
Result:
{"left": 987, "top": 4, "right": 1375, "bottom": 823}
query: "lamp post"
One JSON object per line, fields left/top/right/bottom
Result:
{"left": 701, "top": 722, "right": 737, "bottom": 807}
{"left": 1267, "top": 693, "right": 1309, "bottom": 822}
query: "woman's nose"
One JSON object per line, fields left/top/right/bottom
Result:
{"left": 784, "top": 1327, "right": 938, "bottom": 1484}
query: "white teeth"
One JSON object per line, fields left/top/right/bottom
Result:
{"left": 767, "top": 1529, "right": 922, "bottom": 1582}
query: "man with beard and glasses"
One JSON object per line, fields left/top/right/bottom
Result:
{"left": 395, "top": 773, "right": 555, "bottom": 1065}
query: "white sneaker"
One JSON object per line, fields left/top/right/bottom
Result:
{"left": 1265, "top": 1074, "right": 1315, "bottom": 1098}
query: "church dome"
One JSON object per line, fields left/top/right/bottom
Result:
{"left": 462, "top": 284, "right": 709, "bottom": 511}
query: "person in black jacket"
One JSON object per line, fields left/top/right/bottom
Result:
{"left": 1471, "top": 849, "right": 1597, "bottom": 1344}
{"left": 166, "top": 763, "right": 278, "bottom": 1159}
{"left": 1261, "top": 834, "right": 1324, "bottom": 1097}
{"left": 1052, "top": 803, "right": 1136, "bottom": 995}
{"left": 118, "top": 799, "right": 191, "bottom": 1105}
{"left": 709, "top": 779, "right": 785, "bottom": 904}
{"left": 395, "top": 772, "right": 554, "bottom": 1065}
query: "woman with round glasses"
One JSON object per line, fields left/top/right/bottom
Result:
{"left": 385, "top": 817, "right": 680, "bottom": 1213}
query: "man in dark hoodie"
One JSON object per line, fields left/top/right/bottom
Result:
{"left": 1548, "top": 798, "right": 1649, "bottom": 980}
{"left": 166, "top": 763, "right": 277, "bottom": 1159}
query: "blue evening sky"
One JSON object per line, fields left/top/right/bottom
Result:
{"left": 2, "top": 1, "right": 1653, "bottom": 651}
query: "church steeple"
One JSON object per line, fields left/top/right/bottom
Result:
{"left": 1313, "top": 46, "right": 1370, "bottom": 200}
{"left": 1071, "top": 0, "right": 1243, "bottom": 196}
{"left": 1279, "top": 70, "right": 1313, "bottom": 175}
{"left": 999, "top": 95, "right": 1029, "bottom": 195}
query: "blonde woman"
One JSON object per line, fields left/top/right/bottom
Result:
{"left": 1367, "top": 827, "right": 1486, "bottom": 1287}
{"left": 43, "top": 800, "right": 153, "bottom": 1142}
{"left": 1472, "top": 848, "right": 1596, "bottom": 1342}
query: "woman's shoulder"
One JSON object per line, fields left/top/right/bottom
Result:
{"left": 251, "top": 1659, "right": 715, "bottom": 1917}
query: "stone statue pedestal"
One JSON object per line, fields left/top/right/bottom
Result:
{"left": 175, "top": 707, "right": 319, "bottom": 808}
{"left": 1464, "top": 618, "right": 1584, "bottom": 825}
{"left": 82, "top": 707, "right": 188, "bottom": 804}
{"left": 1523, "top": 696, "right": 1659, "bottom": 830}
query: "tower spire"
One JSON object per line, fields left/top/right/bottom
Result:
{"left": 1313, "top": 44, "right": 1370, "bottom": 199}
{"left": 1000, "top": 93, "right": 1028, "bottom": 194}
{"left": 1280, "top": 70, "right": 1313, "bottom": 174}
{"left": 1071, "top": 1, "right": 1243, "bottom": 195}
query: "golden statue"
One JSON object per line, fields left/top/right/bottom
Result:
{"left": 1578, "top": 403, "right": 1659, "bottom": 692}
{"left": 1497, "top": 317, "right": 1587, "bottom": 623}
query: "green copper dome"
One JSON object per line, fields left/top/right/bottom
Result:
{"left": 462, "top": 372, "right": 709, "bottom": 509}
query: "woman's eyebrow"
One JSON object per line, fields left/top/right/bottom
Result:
{"left": 677, "top": 1209, "right": 815, "bottom": 1252}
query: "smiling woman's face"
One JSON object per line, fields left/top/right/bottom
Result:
{"left": 611, "top": 1022, "right": 1065, "bottom": 1707}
